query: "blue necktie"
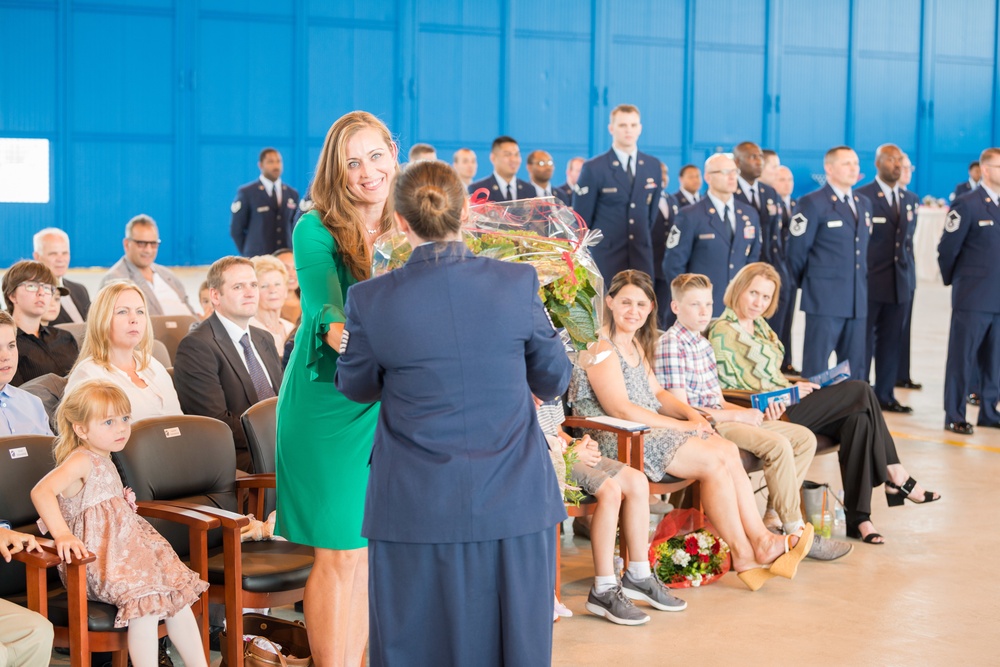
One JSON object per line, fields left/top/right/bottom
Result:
{"left": 240, "top": 333, "right": 275, "bottom": 400}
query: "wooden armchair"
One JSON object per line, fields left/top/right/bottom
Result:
{"left": 0, "top": 434, "right": 214, "bottom": 667}
{"left": 240, "top": 396, "right": 279, "bottom": 519}
{"left": 113, "top": 415, "right": 313, "bottom": 667}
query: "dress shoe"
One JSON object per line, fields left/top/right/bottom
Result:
{"left": 895, "top": 379, "right": 923, "bottom": 390}
{"left": 977, "top": 421, "right": 1000, "bottom": 429}
{"left": 945, "top": 421, "right": 974, "bottom": 435}
{"left": 967, "top": 393, "right": 981, "bottom": 406}
{"left": 879, "top": 399, "right": 913, "bottom": 414}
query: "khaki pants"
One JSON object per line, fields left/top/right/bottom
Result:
{"left": 0, "top": 598, "right": 53, "bottom": 667}
{"left": 715, "top": 420, "right": 817, "bottom": 525}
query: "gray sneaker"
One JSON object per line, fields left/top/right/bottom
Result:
{"left": 807, "top": 534, "right": 854, "bottom": 561}
{"left": 585, "top": 585, "right": 650, "bottom": 625}
{"left": 621, "top": 572, "right": 688, "bottom": 612}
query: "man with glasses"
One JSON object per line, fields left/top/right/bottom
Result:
{"left": 573, "top": 104, "right": 663, "bottom": 285}
{"left": 1, "top": 261, "right": 79, "bottom": 386}
{"left": 101, "top": 214, "right": 196, "bottom": 316}
{"left": 938, "top": 147, "right": 1000, "bottom": 435}
{"left": 661, "top": 152, "right": 761, "bottom": 321}
{"left": 468, "top": 136, "right": 535, "bottom": 202}
{"left": 526, "top": 150, "right": 567, "bottom": 203}
{"left": 786, "top": 146, "right": 873, "bottom": 381}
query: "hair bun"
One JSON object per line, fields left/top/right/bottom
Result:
{"left": 416, "top": 185, "right": 448, "bottom": 217}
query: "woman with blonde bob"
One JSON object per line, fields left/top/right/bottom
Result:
{"left": 707, "top": 262, "right": 939, "bottom": 545}
{"left": 275, "top": 110, "right": 399, "bottom": 666}
{"left": 570, "top": 269, "right": 814, "bottom": 591}
{"left": 249, "top": 254, "right": 295, "bottom": 355}
{"left": 66, "top": 281, "right": 181, "bottom": 422}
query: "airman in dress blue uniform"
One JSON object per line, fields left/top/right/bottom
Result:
{"left": 673, "top": 164, "right": 703, "bottom": 209}
{"left": 772, "top": 165, "right": 799, "bottom": 373}
{"left": 651, "top": 162, "right": 681, "bottom": 326}
{"left": 573, "top": 104, "right": 662, "bottom": 284}
{"left": 938, "top": 148, "right": 1000, "bottom": 435}
{"left": 230, "top": 148, "right": 299, "bottom": 256}
{"left": 786, "top": 146, "right": 873, "bottom": 381}
{"left": 895, "top": 154, "right": 923, "bottom": 390}
{"left": 950, "top": 160, "right": 980, "bottom": 202}
{"left": 856, "top": 144, "right": 918, "bottom": 413}
{"left": 467, "top": 136, "right": 536, "bottom": 202}
{"left": 555, "top": 157, "right": 585, "bottom": 206}
{"left": 662, "top": 153, "right": 761, "bottom": 319}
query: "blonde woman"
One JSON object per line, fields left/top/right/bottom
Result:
{"left": 65, "top": 280, "right": 181, "bottom": 422}
{"left": 249, "top": 255, "right": 295, "bottom": 355}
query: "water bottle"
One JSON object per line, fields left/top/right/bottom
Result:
{"left": 833, "top": 489, "right": 847, "bottom": 538}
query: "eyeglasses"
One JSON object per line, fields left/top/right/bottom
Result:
{"left": 17, "top": 281, "right": 55, "bottom": 295}
{"left": 706, "top": 168, "right": 741, "bottom": 176}
{"left": 980, "top": 163, "right": 1000, "bottom": 170}
{"left": 128, "top": 238, "right": 161, "bottom": 248}
{"left": 530, "top": 160, "right": 554, "bottom": 166}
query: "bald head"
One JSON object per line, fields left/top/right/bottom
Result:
{"left": 703, "top": 153, "right": 739, "bottom": 198}
{"left": 874, "top": 143, "right": 903, "bottom": 186}
{"left": 773, "top": 166, "right": 794, "bottom": 198}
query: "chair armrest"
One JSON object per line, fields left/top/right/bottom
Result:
{"left": 721, "top": 389, "right": 755, "bottom": 409}
{"left": 12, "top": 537, "right": 94, "bottom": 622}
{"left": 563, "top": 415, "right": 650, "bottom": 434}
{"left": 137, "top": 502, "right": 221, "bottom": 530}
{"left": 157, "top": 501, "right": 251, "bottom": 530}
{"left": 235, "top": 473, "right": 276, "bottom": 490}
{"left": 9, "top": 542, "right": 63, "bottom": 570}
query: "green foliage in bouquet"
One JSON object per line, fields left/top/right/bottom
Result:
{"left": 562, "top": 446, "right": 585, "bottom": 507}
{"left": 652, "top": 529, "right": 730, "bottom": 587}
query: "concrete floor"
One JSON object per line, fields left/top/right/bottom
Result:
{"left": 52, "top": 271, "right": 1000, "bottom": 665}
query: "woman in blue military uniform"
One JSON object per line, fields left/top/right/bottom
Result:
{"left": 335, "top": 161, "right": 572, "bottom": 667}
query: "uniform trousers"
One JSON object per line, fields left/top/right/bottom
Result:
{"left": 769, "top": 279, "right": 796, "bottom": 369}
{"left": 865, "top": 299, "right": 909, "bottom": 405}
{"left": 0, "top": 598, "right": 53, "bottom": 667}
{"left": 896, "top": 293, "right": 915, "bottom": 383}
{"left": 784, "top": 380, "right": 899, "bottom": 525}
{"left": 802, "top": 314, "right": 867, "bottom": 381}
{"left": 369, "top": 528, "right": 556, "bottom": 667}
{"left": 714, "top": 420, "right": 817, "bottom": 525}
{"left": 944, "top": 309, "right": 1000, "bottom": 426}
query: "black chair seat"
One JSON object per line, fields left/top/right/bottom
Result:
{"left": 207, "top": 541, "right": 314, "bottom": 593}
{"left": 47, "top": 595, "right": 125, "bottom": 633}
{"left": 653, "top": 472, "right": 687, "bottom": 485}
{"left": 739, "top": 448, "right": 764, "bottom": 473}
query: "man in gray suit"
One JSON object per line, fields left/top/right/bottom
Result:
{"left": 101, "top": 214, "right": 196, "bottom": 316}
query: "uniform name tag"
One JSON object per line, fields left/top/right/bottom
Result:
{"left": 872, "top": 217, "right": 886, "bottom": 224}
{"left": 979, "top": 220, "right": 994, "bottom": 226}
{"left": 743, "top": 226, "right": 756, "bottom": 239}
{"left": 698, "top": 233, "right": 716, "bottom": 239}
{"left": 827, "top": 220, "right": 843, "bottom": 228}
{"left": 257, "top": 206, "right": 270, "bottom": 212}
{"left": 602, "top": 187, "right": 618, "bottom": 194}
{"left": 644, "top": 182, "right": 657, "bottom": 189}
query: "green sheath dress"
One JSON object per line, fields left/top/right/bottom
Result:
{"left": 275, "top": 211, "right": 379, "bottom": 550}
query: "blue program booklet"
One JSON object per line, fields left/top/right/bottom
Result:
{"left": 806, "top": 360, "right": 851, "bottom": 387}
{"left": 750, "top": 386, "right": 801, "bottom": 412}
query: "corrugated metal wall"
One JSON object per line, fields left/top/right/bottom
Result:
{"left": 1, "top": 0, "right": 997, "bottom": 267}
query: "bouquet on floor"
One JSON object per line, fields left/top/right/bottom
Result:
{"left": 372, "top": 196, "right": 604, "bottom": 355}
{"left": 649, "top": 509, "right": 731, "bottom": 588}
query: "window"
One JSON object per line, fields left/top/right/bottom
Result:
{"left": 0, "top": 138, "right": 50, "bottom": 203}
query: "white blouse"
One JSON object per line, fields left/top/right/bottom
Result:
{"left": 66, "top": 356, "right": 182, "bottom": 423}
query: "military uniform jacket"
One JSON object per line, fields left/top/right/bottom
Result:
{"left": 467, "top": 174, "right": 536, "bottom": 202}
{"left": 856, "top": 180, "right": 918, "bottom": 304}
{"left": 735, "top": 181, "right": 784, "bottom": 268}
{"left": 555, "top": 183, "right": 574, "bottom": 205}
{"left": 662, "top": 196, "right": 761, "bottom": 316}
{"left": 673, "top": 190, "right": 700, "bottom": 209}
{"left": 572, "top": 149, "right": 662, "bottom": 280}
{"left": 786, "top": 184, "right": 873, "bottom": 319}
{"left": 938, "top": 189, "right": 1000, "bottom": 314}
{"left": 651, "top": 192, "right": 680, "bottom": 278}
{"left": 230, "top": 180, "right": 300, "bottom": 256}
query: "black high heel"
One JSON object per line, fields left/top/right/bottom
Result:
{"left": 885, "top": 477, "right": 940, "bottom": 506}
{"left": 846, "top": 520, "right": 885, "bottom": 545}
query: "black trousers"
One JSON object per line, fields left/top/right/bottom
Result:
{"left": 785, "top": 380, "right": 900, "bottom": 525}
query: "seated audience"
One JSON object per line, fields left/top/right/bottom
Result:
{"left": 40, "top": 286, "right": 69, "bottom": 327}
{"left": 537, "top": 398, "right": 685, "bottom": 626}
{"left": 656, "top": 274, "right": 851, "bottom": 560}
{"left": 272, "top": 248, "right": 301, "bottom": 323}
{"left": 250, "top": 255, "right": 295, "bottom": 355}
{"left": 1, "top": 524, "right": 55, "bottom": 667}
{"left": 0, "top": 311, "right": 54, "bottom": 436}
{"left": 197, "top": 280, "right": 214, "bottom": 321}
{"left": 65, "top": 281, "right": 181, "bottom": 421}
{"left": 1, "top": 261, "right": 79, "bottom": 386}
{"left": 707, "top": 262, "right": 940, "bottom": 544}
{"left": 32, "top": 227, "right": 91, "bottom": 325}
{"left": 173, "top": 257, "right": 283, "bottom": 472}
{"left": 101, "top": 214, "right": 196, "bottom": 316}
{"left": 570, "top": 270, "right": 813, "bottom": 590}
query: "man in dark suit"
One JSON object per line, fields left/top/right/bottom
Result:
{"left": 938, "top": 147, "right": 1000, "bottom": 435}
{"left": 32, "top": 228, "right": 90, "bottom": 325}
{"left": 856, "top": 144, "right": 919, "bottom": 414}
{"left": 951, "top": 160, "right": 980, "bottom": 202}
{"left": 467, "top": 136, "right": 535, "bottom": 202}
{"left": 773, "top": 166, "right": 800, "bottom": 373}
{"left": 573, "top": 104, "right": 662, "bottom": 284}
{"left": 555, "top": 156, "right": 584, "bottom": 204}
{"left": 526, "top": 149, "right": 568, "bottom": 203}
{"left": 673, "top": 164, "right": 702, "bottom": 208}
{"left": 786, "top": 146, "right": 873, "bottom": 381}
{"left": 662, "top": 153, "right": 761, "bottom": 319}
{"left": 173, "top": 256, "right": 282, "bottom": 472}
{"left": 230, "top": 148, "right": 300, "bottom": 257}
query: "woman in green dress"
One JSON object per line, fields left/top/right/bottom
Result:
{"left": 275, "top": 110, "right": 398, "bottom": 666}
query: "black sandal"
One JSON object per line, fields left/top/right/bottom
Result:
{"left": 846, "top": 522, "right": 885, "bottom": 545}
{"left": 886, "top": 477, "right": 940, "bottom": 506}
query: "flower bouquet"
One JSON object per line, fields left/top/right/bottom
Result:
{"left": 648, "top": 508, "right": 731, "bottom": 588}
{"left": 372, "top": 196, "right": 604, "bottom": 355}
